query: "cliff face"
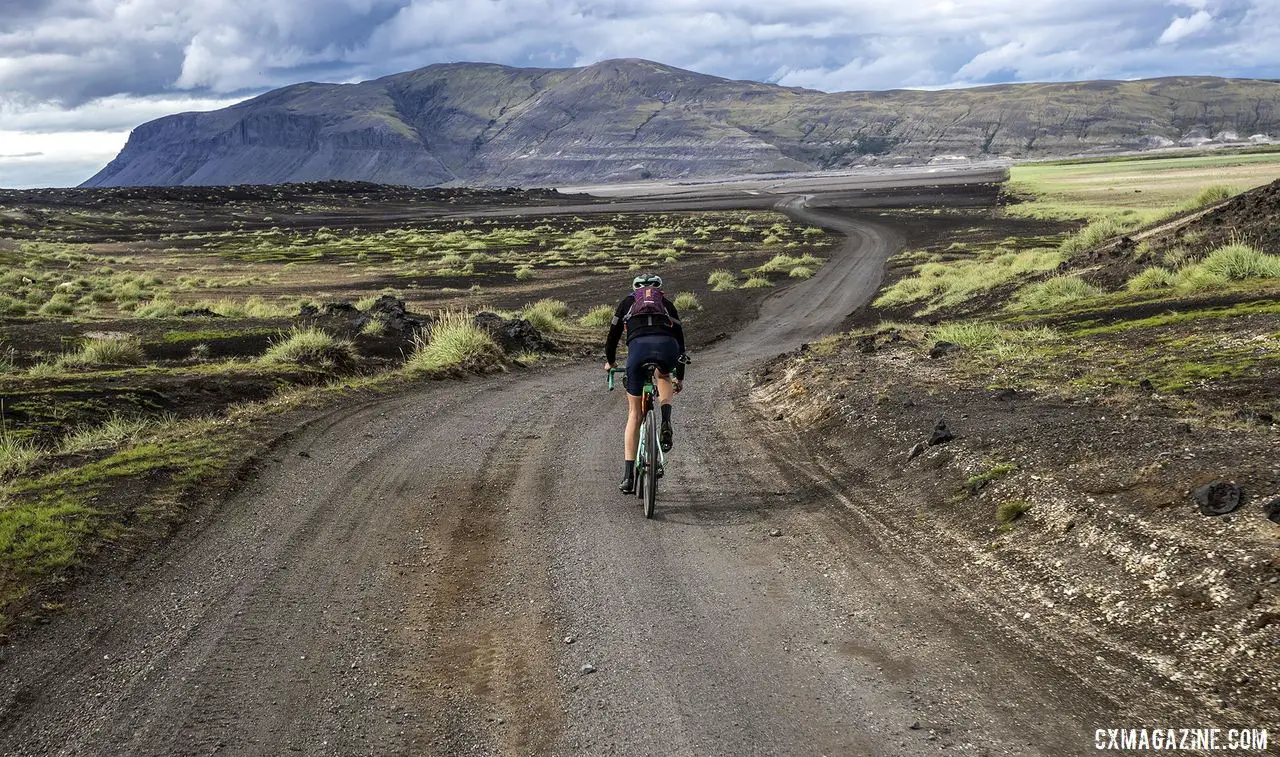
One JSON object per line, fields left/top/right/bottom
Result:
{"left": 84, "top": 59, "right": 1280, "bottom": 187}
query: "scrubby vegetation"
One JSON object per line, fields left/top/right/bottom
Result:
{"left": 876, "top": 248, "right": 1063, "bottom": 313}
{"left": 673, "top": 292, "right": 702, "bottom": 311}
{"left": 708, "top": 270, "right": 738, "bottom": 291}
{"left": 1012, "top": 276, "right": 1102, "bottom": 310}
{"left": 521, "top": 298, "right": 571, "bottom": 332}
{"left": 407, "top": 312, "right": 502, "bottom": 372}
{"left": 260, "top": 328, "right": 358, "bottom": 370}
{"left": 579, "top": 304, "right": 615, "bottom": 327}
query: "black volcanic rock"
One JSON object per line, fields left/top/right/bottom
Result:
{"left": 84, "top": 59, "right": 1280, "bottom": 188}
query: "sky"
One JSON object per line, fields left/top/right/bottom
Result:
{"left": 1, "top": 0, "right": 1278, "bottom": 188}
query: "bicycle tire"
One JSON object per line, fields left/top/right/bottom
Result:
{"left": 635, "top": 444, "right": 645, "bottom": 501}
{"left": 643, "top": 404, "right": 659, "bottom": 518}
{"left": 635, "top": 415, "right": 646, "bottom": 501}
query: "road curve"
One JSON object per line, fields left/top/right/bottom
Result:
{"left": 0, "top": 192, "right": 1118, "bottom": 756}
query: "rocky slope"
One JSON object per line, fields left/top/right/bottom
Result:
{"left": 85, "top": 59, "right": 1280, "bottom": 188}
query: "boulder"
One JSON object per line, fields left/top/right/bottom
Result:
{"left": 323, "top": 301, "right": 359, "bottom": 316}
{"left": 1265, "top": 498, "right": 1280, "bottom": 525}
{"left": 472, "top": 311, "right": 553, "bottom": 354}
{"left": 928, "top": 420, "right": 955, "bottom": 446}
{"left": 929, "top": 341, "right": 960, "bottom": 359}
{"left": 1193, "top": 480, "right": 1243, "bottom": 516}
{"left": 362, "top": 295, "right": 426, "bottom": 336}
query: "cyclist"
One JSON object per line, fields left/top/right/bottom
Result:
{"left": 603, "top": 273, "right": 686, "bottom": 494}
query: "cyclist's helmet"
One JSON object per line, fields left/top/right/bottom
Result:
{"left": 632, "top": 273, "right": 663, "bottom": 290}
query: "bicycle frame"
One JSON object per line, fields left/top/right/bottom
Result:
{"left": 606, "top": 365, "right": 665, "bottom": 489}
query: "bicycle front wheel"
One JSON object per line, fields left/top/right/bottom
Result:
{"left": 643, "top": 406, "right": 659, "bottom": 518}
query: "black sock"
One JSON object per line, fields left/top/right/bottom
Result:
{"left": 661, "top": 404, "right": 672, "bottom": 423}
{"left": 623, "top": 460, "right": 634, "bottom": 479}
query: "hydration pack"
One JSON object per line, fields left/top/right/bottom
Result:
{"left": 625, "top": 286, "right": 673, "bottom": 328}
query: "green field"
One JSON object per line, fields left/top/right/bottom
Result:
{"left": 1007, "top": 151, "right": 1280, "bottom": 222}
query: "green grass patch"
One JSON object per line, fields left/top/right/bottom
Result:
{"left": 1012, "top": 276, "right": 1103, "bottom": 310}
{"left": 260, "top": 328, "right": 357, "bottom": 370}
{"left": 949, "top": 462, "right": 1018, "bottom": 504}
{"left": 1006, "top": 151, "right": 1280, "bottom": 222}
{"left": 59, "top": 414, "right": 155, "bottom": 454}
{"left": 407, "top": 311, "right": 503, "bottom": 372}
{"left": 673, "top": 292, "right": 702, "bottom": 311}
{"left": 1198, "top": 243, "right": 1280, "bottom": 280}
{"left": 708, "top": 270, "right": 737, "bottom": 291}
{"left": 521, "top": 299, "right": 571, "bottom": 333}
{"left": 875, "top": 248, "right": 1063, "bottom": 314}
{"left": 0, "top": 437, "right": 42, "bottom": 479}
{"left": 59, "top": 335, "right": 145, "bottom": 369}
{"left": 1191, "top": 185, "right": 1234, "bottom": 207}
{"left": 742, "top": 276, "right": 774, "bottom": 288}
{"left": 1058, "top": 217, "right": 1136, "bottom": 255}
{"left": 1067, "top": 299, "right": 1280, "bottom": 337}
{"left": 996, "top": 500, "right": 1033, "bottom": 529}
{"left": 755, "top": 253, "right": 822, "bottom": 274}
{"left": 929, "top": 323, "right": 1058, "bottom": 362}
{"left": 579, "top": 305, "right": 615, "bottom": 327}
{"left": 1126, "top": 267, "right": 1179, "bottom": 292}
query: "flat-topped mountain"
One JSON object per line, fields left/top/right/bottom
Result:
{"left": 85, "top": 59, "right": 1280, "bottom": 187}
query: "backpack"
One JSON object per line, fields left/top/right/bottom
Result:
{"left": 625, "top": 286, "right": 673, "bottom": 329}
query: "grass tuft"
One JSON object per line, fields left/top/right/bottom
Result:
{"left": 742, "top": 277, "right": 774, "bottom": 288}
{"left": 521, "top": 298, "right": 570, "bottom": 332}
{"left": 875, "top": 248, "right": 1063, "bottom": 313}
{"left": 1126, "top": 267, "right": 1178, "bottom": 291}
{"left": 673, "top": 292, "right": 702, "bottom": 311}
{"left": 0, "top": 437, "right": 42, "bottom": 479}
{"left": 1191, "top": 185, "right": 1234, "bottom": 208}
{"left": 579, "top": 305, "right": 615, "bottom": 327}
{"left": 60, "top": 415, "right": 155, "bottom": 454}
{"left": 1197, "top": 243, "right": 1280, "bottom": 280}
{"left": 708, "top": 270, "right": 738, "bottom": 291}
{"left": 1059, "top": 218, "right": 1133, "bottom": 255}
{"left": 408, "top": 311, "right": 503, "bottom": 372}
{"left": 930, "top": 322, "right": 1057, "bottom": 354}
{"left": 1013, "top": 276, "right": 1102, "bottom": 310}
{"left": 996, "top": 500, "right": 1033, "bottom": 528}
{"left": 260, "top": 328, "right": 357, "bottom": 370}
{"left": 60, "top": 335, "right": 145, "bottom": 368}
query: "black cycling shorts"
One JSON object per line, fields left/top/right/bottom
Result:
{"left": 624, "top": 335, "right": 680, "bottom": 397}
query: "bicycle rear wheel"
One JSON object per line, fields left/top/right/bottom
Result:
{"left": 643, "top": 406, "right": 659, "bottom": 518}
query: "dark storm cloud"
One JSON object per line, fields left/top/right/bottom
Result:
{"left": 3, "top": 0, "right": 1278, "bottom": 106}
{"left": 2, "top": 0, "right": 1279, "bottom": 187}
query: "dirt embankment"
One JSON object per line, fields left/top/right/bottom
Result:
{"left": 752, "top": 328, "right": 1279, "bottom": 726}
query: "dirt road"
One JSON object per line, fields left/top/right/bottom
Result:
{"left": 1, "top": 182, "right": 1133, "bottom": 756}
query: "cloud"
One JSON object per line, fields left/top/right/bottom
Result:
{"left": 1158, "top": 10, "right": 1215, "bottom": 43}
{"left": 0, "top": 129, "right": 128, "bottom": 188}
{"left": 1, "top": 0, "right": 1279, "bottom": 185}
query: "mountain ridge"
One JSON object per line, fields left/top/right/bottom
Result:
{"left": 84, "top": 58, "right": 1280, "bottom": 187}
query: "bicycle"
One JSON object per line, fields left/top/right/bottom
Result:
{"left": 607, "top": 362, "right": 664, "bottom": 518}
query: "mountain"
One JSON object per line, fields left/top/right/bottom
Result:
{"left": 84, "top": 59, "right": 1280, "bottom": 188}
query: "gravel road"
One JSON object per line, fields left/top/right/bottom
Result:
{"left": 0, "top": 178, "right": 1124, "bottom": 756}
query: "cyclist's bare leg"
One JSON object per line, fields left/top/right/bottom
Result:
{"left": 624, "top": 393, "right": 643, "bottom": 460}
{"left": 656, "top": 374, "right": 675, "bottom": 407}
